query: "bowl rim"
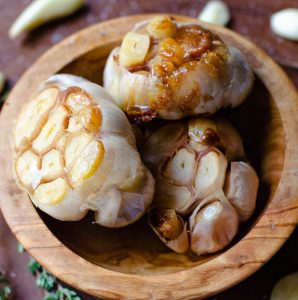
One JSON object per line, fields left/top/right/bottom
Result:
{"left": 1, "top": 14, "right": 298, "bottom": 300}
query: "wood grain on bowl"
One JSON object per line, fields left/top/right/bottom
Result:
{"left": 0, "top": 15, "right": 298, "bottom": 300}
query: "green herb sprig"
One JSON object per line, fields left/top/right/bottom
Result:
{"left": 0, "top": 271, "right": 11, "bottom": 300}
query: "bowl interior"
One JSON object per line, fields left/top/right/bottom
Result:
{"left": 34, "top": 41, "right": 285, "bottom": 275}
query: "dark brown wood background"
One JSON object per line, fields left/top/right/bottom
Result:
{"left": 0, "top": 0, "right": 297, "bottom": 299}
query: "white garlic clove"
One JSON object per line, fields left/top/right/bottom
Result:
{"left": 270, "top": 9, "right": 298, "bottom": 41}
{"left": 198, "top": 0, "right": 231, "bottom": 27}
{"left": 9, "top": 0, "right": 84, "bottom": 39}
{"left": 224, "top": 161, "right": 259, "bottom": 222}
{"left": 189, "top": 190, "right": 239, "bottom": 255}
{"left": 270, "top": 272, "right": 298, "bottom": 300}
{"left": 148, "top": 208, "right": 189, "bottom": 253}
{"left": 194, "top": 150, "right": 228, "bottom": 199}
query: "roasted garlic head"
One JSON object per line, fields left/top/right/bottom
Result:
{"left": 104, "top": 16, "right": 254, "bottom": 120}
{"left": 13, "top": 74, "right": 154, "bottom": 227}
{"left": 141, "top": 117, "right": 259, "bottom": 255}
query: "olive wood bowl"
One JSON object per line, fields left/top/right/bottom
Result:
{"left": 0, "top": 15, "right": 298, "bottom": 300}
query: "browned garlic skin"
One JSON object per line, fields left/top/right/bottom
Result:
{"left": 103, "top": 17, "right": 254, "bottom": 120}
{"left": 13, "top": 74, "right": 155, "bottom": 227}
{"left": 141, "top": 118, "right": 243, "bottom": 215}
{"left": 148, "top": 208, "right": 189, "bottom": 253}
{"left": 189, "top": 190, "right": 239, "bottom": 256}
{"left": 224, "top": 161, "right": 259, "bottom": 222}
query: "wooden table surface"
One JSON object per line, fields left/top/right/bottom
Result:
{"left": 0, "top": 0, "right": 297, "bottom": 299}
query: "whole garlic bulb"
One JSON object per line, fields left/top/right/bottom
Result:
{"left": 141, "top": 117, "right": 259, "bottom": 255}
{"left": 104, "top": 16, "right": 254, "bottom": 121}
{"left": 13, "top": 74, "right": 155, "bottom": 227}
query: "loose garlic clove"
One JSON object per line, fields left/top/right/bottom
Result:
{"left": 146, "top": 16, "right": 177, "bottom": 39}
{"left": 0, "top": 72, "right": 5, "bottom": 94}
{"left": 15, "top": 150, "right": 41, "bottom": 189}
{"left": 32, "top": 105, "right": 68, "bottom": 154}
{"left": 9, "top": 0, "right": 84, "bottom": 39}
{"left": 270, "top": 272, "right": 298, "bottom": 300}
{"left": 34, "top": 178, "right": 70, "bottom": 205}
{"left": 14, "top": 87, "right": 58, "bottom": 150}
{"left": 149, "top": 208, "right": 189, "bottom": 253}
{"left": 224, "top": 161, "right": 259, "bottom": 222}
{"left": 270, "top": 9, "right": 298, "bottom": 41}
{"left": 195, "top": 150, "right": 228, "bottom": 199}
{"left": 163, "top": 148, "right": 196, "bottom": 185}
{"left": 41, "top": 149, "right": 64, "bottom": 180}
{"left": 119, "top": 32, "right": 150, "bottom": 67}
{"left": 69, "top": 140, "right": 104, "bottom": 187}
{"left": 198, "top": 0, "right": 231, "bottom": 27}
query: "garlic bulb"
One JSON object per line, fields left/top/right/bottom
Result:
{"left": 189, "top": 190, "right": 239, "bottom": 255}
{"left": 103, "top": 16, "right": 254, "bottom": 120}
{"left": 148, "top": 208, "right": 189, "bottom": 253}
{"left": 13, "top": 74, "right": 154, "bottom": 227}
{"left": 224, "top": 161, "right": 259, "bottom": 222}
{"left": 141, "top": 118, "right": 245, "bottom": 215}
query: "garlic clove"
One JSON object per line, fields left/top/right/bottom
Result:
{"left": 32, "top": 105, "right": 68, "bottom": 154}
{"left": 41, "top": 149, "right": 64, "bottom": 181}
{"left": 189, "top": 190, "right": 239, "bottom": 255}
{"left": 15, "top": 150, "right": 41, "bottom": 190}
{"left": 146, "top": 16, "right": 177, "bottom": 39}
{"left": 69, "top": 140, "right": 104, "bottom": 187}
{"left": 0, "top": 72, "right": 5, "bottom": 95}
{"left": 67, "top": 116, "right": 83, "bottom": 133}
{"left": 163, "top": 148, "right": 196, "bottom": 185}
{"left": 270, "top": 272, "right": 298, "bottom": 300}
{"left": 14, "top": 87, "right": 58, "bottom": 151}
{"left": 224, "top": 161, "right": 259, "bottom": 222}
{"left": 149, "top": 208, "right": 189, "bottom": 253}
{"left": 194, "top": 150, "right": 228, "bottom": 199}
{"left": 34, "top": 178, "right": 70, "bottom": 205}
{"left": 119, "top": 32, "right": 150, "bottom": 67}
{"left": 9, "top": 0, "right": 84, "bottom": 39}
{"left": 270, "top": 9, "right": 298, "bottom": 41}
{"left": 198, "top": 0, "right": 231, "bottom": 27}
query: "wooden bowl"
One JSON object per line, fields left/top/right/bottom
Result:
{"left": 1, "top": 15, "right": 298, "bottom": 300}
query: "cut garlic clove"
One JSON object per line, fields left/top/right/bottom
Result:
{"left": 15, "top": 150, "right": 41, "bottom": 189}
{"left": 189, "top": 190, "right": 239, "bottom": 255}
{"left": 224, "top": 161, "right": 259, "bottom": 222}
{"left": 65, "top": 132, "right": 93, "bottom": 168}
{"left": 34, "top": 178, "right": 70, "bottom": 205}
{"left": 32, "top": 105, "right": 68, "bottom": 154}
{"left": 198, "top": 0, "right": 231, "bottom": 27}
{"left": 65, "top": 91, "right": 92, "bottom": 113}
{"left": 194, "top": 150, "right": 227, "bottom": 199}
{"left": 146, "top": 16, "right": 177, "bottom": 39}
{"left": 119, "top": 32, "right": 150, "bottom": 67}
{"left": 9, "top": 0, "right": 84, "bottom": 39}
{"left": 14, "top": 87, "right": 58, "bottom": 150}
{"left": 158, "top": 37, "right": 184, "bottom": 65}
{"left": 149, "top": 208, "right": 189, "bottom": 253}
{"left": 163, "top": 148, "right": 196, "bottom": 185}
{"left": 270, "top": 9, "right": 298, "bottom": 41}
{"left": 69, "top": 140, "right": 104, "bottom": 187}
{"left": 41, "top": 149, "right": 64, "bottom": 180}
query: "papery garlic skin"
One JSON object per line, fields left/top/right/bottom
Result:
{"left": 141, "top": 118, "right": 243, "bottom": 215}
{"left": 13, "top": 74, "right": 154, "bottom": 227}
{"left": 224, "top": 161, "right": 259, "bottom": 222}
{"left": 189, "top": 190, "right": 239, "bottom": 255}
{"left": 104, "top": 16, "right": 254, "bottom": 120}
